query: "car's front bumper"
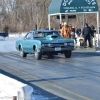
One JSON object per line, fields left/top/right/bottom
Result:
{"left": 41, "top": 46, "right": 74, "bottom": 52}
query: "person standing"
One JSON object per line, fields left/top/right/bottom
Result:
{"left": 82, "top": 23, "right": 92, "bottom": 48}
{"left": 2, "top": 23, "right": 9, "bottom": 33}
{"left": 33, "top": 24, "right": 37, "bottom": 30}
{"left": 90, "top": 25, "right": 96, "bottom": 46}
{"left": 76, "top": 28, "right": 81, "bottom": 37}
{"left": 60, "top": 21, "right": 64, "bottom": 29}
{"left": 71, "top": 26, "right": 75, "bottom": 39}
{"left": 90, "top": 25, "right": 96, "bottom": 37}
{"left": 61, "top": 22, "right": 72, "bottom": 38}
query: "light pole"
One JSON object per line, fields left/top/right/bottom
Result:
{"left": 36, "top": 2, "right": 39, "bottom": 30}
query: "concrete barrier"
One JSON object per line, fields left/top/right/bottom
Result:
{"left": 0, "top": 74, "right": 34, "bottom": 100}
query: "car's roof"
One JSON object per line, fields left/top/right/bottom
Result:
{"left": 30, "top": 29, "right": 59, "bottom": 33}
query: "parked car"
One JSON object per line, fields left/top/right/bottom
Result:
{"left": 16, "top": 30, "right": 75, "bottom": 60}
{"left": 0, "top": 32, "right": 9, "bottom": 37}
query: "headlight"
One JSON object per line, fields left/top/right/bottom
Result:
{"left": 41, "top": 43, "right": 51, "bottom": 47}
{"left": 41, "top": 44, "right": 47, "bottom": 47}
{"left": 70, "top": 43, "right": 74, "bottom": 46}
{"left": 74, "top": 40, "right": 76, "bottom": 46}
{"left": 48, "top": 43, "right": 51, "bottom": 47}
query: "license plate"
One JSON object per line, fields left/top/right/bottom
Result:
{"left": 55, "top": 47, "right": 61, "bottom": 51}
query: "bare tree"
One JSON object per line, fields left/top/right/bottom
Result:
{"left": 0, "top": 0, "right": 99, "bottom": 32}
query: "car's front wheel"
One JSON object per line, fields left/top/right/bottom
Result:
{"left": 35, "top": 48, "right": 42, "bottom": 60}
{"left": 20, "top": 47, "right": 27, "bottom": 58}
{"left": 64, "top": 50, "right": 72, "bottom": 58}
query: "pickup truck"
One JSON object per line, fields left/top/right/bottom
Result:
{"left": 0, "top": 32, "right": 9, "bottom": 37}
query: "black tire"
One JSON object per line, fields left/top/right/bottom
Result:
{"left": 20, "top": 47, "right": 27, "bottom": 58}
{"left": 34, "top": 48, "right": 42, "bottom": 60}
{"left": 64, "top": 50, "right": 72, "bottom": 58}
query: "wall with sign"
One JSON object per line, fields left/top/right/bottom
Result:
{"left": 60, "top": 0, "right": 98, "bottom": 13}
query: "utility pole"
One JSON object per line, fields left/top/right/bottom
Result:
{"left": 36, "top": 1, "right": 39, "bottom": 30}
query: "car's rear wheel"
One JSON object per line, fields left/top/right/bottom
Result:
{"left": 64, "top": 50, "right": 72, "bottom": 58}
{"left": 35, "top": 48, "right": 42, "bottom": 60}
{"left": 20, "top": 47, "right": 27, "bottom": 58}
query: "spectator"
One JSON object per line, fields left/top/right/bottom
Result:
{"left": 2, "top": 23, "right": 9, "bottom": 33}
{"left": 82, "top": 23, "right": 92, "bottom": 48}
{"left": 71, "top": 26, "right": 75, "bottom": 39}
{"left": 33, "top": 24, "right": 37, "bottom": 30}
{"left": 61, "top": 22, "right": 72, "bottom": 38}
{"left": 60, "top": 21, "right": 64, "bottom": 29}
{"left": 69, "top": 24, "right": 72, "bottom": 36}
{"left": 90, "top": 25, "right": 96, "bottom": 37}
{"left": 76, "top": 28, "right": 81, "bottom": 37}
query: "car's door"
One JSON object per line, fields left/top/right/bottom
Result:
{"left": 22, "top": 32, "right": 34, "bottom": 53}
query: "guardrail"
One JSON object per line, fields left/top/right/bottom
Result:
{"left": 0, "top": 74, "right": 33, "bottom": 100}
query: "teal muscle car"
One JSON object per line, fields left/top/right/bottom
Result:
{"left": 16, "top": 30, "right": 75, "bottom": 60}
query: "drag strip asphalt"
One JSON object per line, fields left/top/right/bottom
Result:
{"left": 0, "top": 50, "right": 100, "bottom": 100}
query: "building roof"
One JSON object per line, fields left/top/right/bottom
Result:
{"left": 48, "top": 0, "right": 98, "bottom": 14}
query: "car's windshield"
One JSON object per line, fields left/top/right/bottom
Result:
{"left": 34, "top": 32, "right": 45, "bottom": 38}
{"left": 33, "top": 31, "right": 61, "bottom": 38}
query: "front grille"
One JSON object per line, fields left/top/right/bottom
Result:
{"left": 51, "top": 43, "right": 64, "bottom": 47}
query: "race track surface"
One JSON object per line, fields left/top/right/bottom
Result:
{"left": 0, "top": 48, "right": 100, "bottom": 100}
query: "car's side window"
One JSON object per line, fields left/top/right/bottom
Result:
{"left": 29, "top": 32, "right": 33, "bottom": 39}
{"left": 33, "top": 32, "right": 45, "bottom": 38}
{"left": 24, "top": 33, "right": 29, "bottom": 39}
{"left": 46, "top": 31, "right": 61, "bottom": 37}
{"left": 33, "top": 32, "right": 36, "bottom": 38}
{"left": 25, "top": 32, "right": 33, "bottom": 40}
